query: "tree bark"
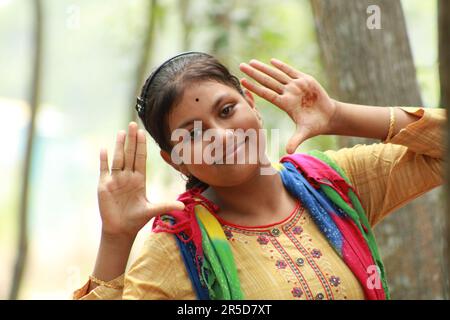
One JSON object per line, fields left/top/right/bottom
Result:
{"left": 129, "top": 0, "right": 158, "bottom": 124}
{"left": 310, "top": 0, "right": 448, "bottom": 299}
{"left": 438, "top": 0, "right": 450, "bottom": 298}
{"left": 179, "top": 0, "right": 193, "bottom": 51}
{"left": 9, "top": 0, "right": 43, "bottom": 300}
{"left": 208, "top": 0, "right": 234, "bottom": 65}
{"left": 439, "top": 0, "right": 450, "bottom": 110}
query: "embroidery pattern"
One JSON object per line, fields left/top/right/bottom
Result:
{"left": 275, "top": 260, "right": 287, "bottom": 269}
{"left": 284, "top": 209, "right": 334, "bottom": 300}
{"left": 291, "top": 287, "right": 303, "bottom": 298}
{"left": 221, "top": 204, "right": 351, "bottom": 300}
{"left": 294, "top": 208, "right": 350, "bottom": 299}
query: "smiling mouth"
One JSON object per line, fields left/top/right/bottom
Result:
{"left": 210, "top": 136, "right": 248, "bottom": 164}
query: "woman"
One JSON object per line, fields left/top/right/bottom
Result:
{"left": 74, "top": 52, "right": 445, "bottom": 300}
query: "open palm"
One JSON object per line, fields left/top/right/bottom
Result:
{"left": 239, "top": 58, "right": 338, "bottom": 154}
{"left": 98, "top": 122, "right": 184, "bottom": 237}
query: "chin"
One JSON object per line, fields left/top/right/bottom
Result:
{"left": 208, "top": 162, "right": 261, "bottom": 187}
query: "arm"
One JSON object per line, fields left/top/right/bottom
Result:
{"left": 238, "top": 58, "right": 445, "bottom": 226}
{"left": 324, "top": 106, "right": 445, "bottom": 226}
{"left": 326, "top": 101, "right": 423, "bottom": 141}
{"left": 72, "top": 233, "right": 132, "bottom": 300}
{"left": 74, "top": 122, "right": 185, "bottom": 299}
{"left": 75, "top": 231, "right": 196, "bottom": 300}
{"left": 89, "top": 232, "right": 134, "bottom": 291}
{"left": 122, "top": 232, "right": 196, "bottom": 300}
{"left": 238, "top": 58, "right": 435, "bottom": 153}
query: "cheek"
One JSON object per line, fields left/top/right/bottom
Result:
{"left": 237, "top": 107, "right": 261, "bottom": 129}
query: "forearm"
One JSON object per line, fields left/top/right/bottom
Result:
{"left": 88, "top": 231, "right": 135, "bottom": 292}
{"left": 328, "top": 100, "right": 422, "bottom": 140}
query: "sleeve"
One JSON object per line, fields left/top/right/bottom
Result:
{"left": 73, "top": 231, "right": 195, "bottom": 300}
{"left": 72, "top": 275, "right": 124, "bottom": 300}
{"left": 324, "top": 106, "right": 446, "bottom": 227}
{"left": 122, "top": 231, "right": 195, "bottom": 300}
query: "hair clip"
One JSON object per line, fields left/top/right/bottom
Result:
{"left": 135, "top": 96, "right": 145, "bottom": 116}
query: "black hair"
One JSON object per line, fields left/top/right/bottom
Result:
{"left": 136, "top": 52, "right": 244, "bottom": 190}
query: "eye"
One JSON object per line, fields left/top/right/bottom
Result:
{"left": 189, "top": 128, "right": 202, "bottom": 139}
{"left": 220, "top": 104, "right": 235, "bottom": 117}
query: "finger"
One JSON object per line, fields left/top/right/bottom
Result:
{"left": 270, "top": 58, "right": 302, "bottom": 79}
{"left": 111, "top": 130, "right": 126, "bottom": 174}
{"left": 240, "top": 63, "right": 284, "bottom": 94}
{"left": 99, "top": 148, "right": 109, "bottom": 179}
{"left": 240, "top": 78, "right": 280, "bottom": 105}
{"left": 286, "top": 127, "right": 311, "bottom": 154}
{"left": 146, "top": 201, "right": 186, "bottom": 219}
{"left": 124, "top": 122, "right": 138, "bottom": 171}
{"left": 248, "top": 59, "right": 291, "bottom": 84}
{"left": 134, "top": 129, "right": 147, "bottom": 174}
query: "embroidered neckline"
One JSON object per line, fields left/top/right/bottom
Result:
{"left": 211, "top": 200, "right": 302, "bottom": 230}
{"left": 183, "top": 173, "right": 302, "bottom": 231}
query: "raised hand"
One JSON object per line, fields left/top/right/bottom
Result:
{"left": 97, "top": 122, "right": 185, "bottom": 238}
{"left": 239, "top": 59, "right": 338, "bottom": 154}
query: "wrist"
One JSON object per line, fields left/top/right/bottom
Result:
{"left": 325, "top": 99, "right": 342, "bottom": 135}
{"left": 92, "top": 230, "right": 135, "bottom": 283}
{"left": 100, "top": 229, "right": 137, "bottom": 247}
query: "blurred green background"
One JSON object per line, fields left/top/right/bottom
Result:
{"left": 0, "top": 0, "right": 440, "bottom": 299}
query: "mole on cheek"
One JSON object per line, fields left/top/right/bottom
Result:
{"left": 195, "top": 98, "right": 199, "bottom": 102}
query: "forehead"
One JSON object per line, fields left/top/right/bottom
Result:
{"left": 168, "top": 80, "right": 237, "bottom": 128}
{"left": 180, "top": 80, "right": 234, "bottom": 101}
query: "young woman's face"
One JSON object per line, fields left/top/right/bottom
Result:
{"left": 165, "top": 80, "right": 266, "bottom": 187}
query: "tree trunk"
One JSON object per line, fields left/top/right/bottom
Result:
{"left": 129, "top": 0, "right": 158, "bottom": 124}
{"left": 439, "top": 0, "right": 450, "bottom": 110}
{"left": 438, "top": 0, "right": 450, "bottom": 298}
{"left": 208, "top": 0, "right": 234, "bottom": 65}
{"left": 179, "top": 0, "right": 193, "bottom": 51}
{"left": 9, "top": 0, "right": 43, "bottom": 300}
{"left": 310, "top": 0, "right": 448, "bottom": 299}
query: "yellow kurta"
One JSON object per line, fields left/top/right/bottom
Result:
{"left": 74, "top": 106, "right": 445, "bottom": 300}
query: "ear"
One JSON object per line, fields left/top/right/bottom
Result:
{"left": 243, "top": 89, "right": 263, "bottom": 124}
{"left": 160, "top": 149, "right": 189, "bottom": 175}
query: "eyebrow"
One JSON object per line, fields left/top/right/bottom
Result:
{"left": 176, "top": 93, "right": 231, "bottom": 129}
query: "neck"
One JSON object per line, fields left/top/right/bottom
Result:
{"left": 203, "top": 161, "right": 297, "bottom": 225}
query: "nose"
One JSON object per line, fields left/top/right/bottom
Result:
{"left": 221, "top": 127, "right": 249, "bottom": 163}
{"left": 213, "top": 127, "right": 235, "bottom": 157}
{"left": 203, "top": 127, "right": 236, "bottom": 163}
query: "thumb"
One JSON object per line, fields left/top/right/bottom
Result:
{"left": 286, "top": 126, "right": 310, "bottom": 154}
{"left": 146, "top": 201, "right": 186, "bottom": 219}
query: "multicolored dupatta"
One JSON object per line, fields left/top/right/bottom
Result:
{"left": 152, "top": 150, "right": 389, "bottom": 300}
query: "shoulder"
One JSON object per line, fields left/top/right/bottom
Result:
{"left": 140, "top": 230, "right": 179, "bottom": 258}
{"left": 123, "top": 230, "right": 187, "bottom": 299}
